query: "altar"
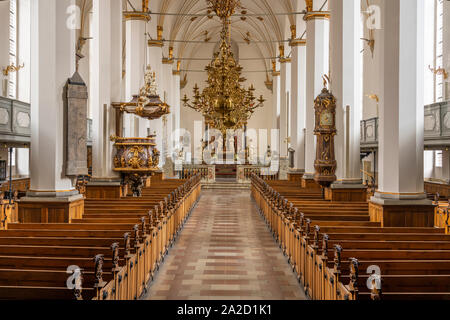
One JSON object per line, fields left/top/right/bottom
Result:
{"left": 215, "top": 164, "right": 237, "bottom": 179}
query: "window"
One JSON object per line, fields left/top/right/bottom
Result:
{"left": 9, "top": 0, "right": 17, "bottom": 99}
{"left": 435, "top": 150, "right": 443, "bottom": 168}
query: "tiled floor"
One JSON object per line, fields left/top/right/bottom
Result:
{"left": 142, "top": 189, "right": 307, "bottom": 300}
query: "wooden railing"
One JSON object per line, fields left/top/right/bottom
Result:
{"left": 181, "top": 165, "right": 215, "bottom": 182}
{"left": 237, "top": 165, "right": 278, "bottom": 183}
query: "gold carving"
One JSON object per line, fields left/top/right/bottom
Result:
{"left": 2, "top": 63, "right": 24, "bottom": 76}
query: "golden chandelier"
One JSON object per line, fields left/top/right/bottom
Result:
{"left": 182, "top": 0, "right": 265, "bottom": 133}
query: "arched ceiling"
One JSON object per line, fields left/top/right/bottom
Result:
{"left": 153, "top": 0, "right": 306, "bottom": 76}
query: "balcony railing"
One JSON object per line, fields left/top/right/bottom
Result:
{"left": 0, "top": 96, "right": 31, "bottom": 143}
{"left": 361, "top": 101, "right": 450, "bottom": 149}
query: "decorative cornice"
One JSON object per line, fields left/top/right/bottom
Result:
{"left": 290, "top": 39, "right": 307, "bottom": 47}
{"left": 279, "top": 57, "right": 291, "bottom": 64}
{"left": 172, "top": 70, "right": 181, "bottom": 76}
{"left": 304, "top": 11, "right": 330, "bottom": 21}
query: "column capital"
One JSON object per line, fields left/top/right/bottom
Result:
{"left": 304, "top": 11, "right": 330, "bottom": 21}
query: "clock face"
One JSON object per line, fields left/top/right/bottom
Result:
{"left": 320, "top": 111, "right": 333, "bottom": 126}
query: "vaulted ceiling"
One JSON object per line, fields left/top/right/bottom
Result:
{"left": 153, "top": 0, "right": 306, "bottom": 73}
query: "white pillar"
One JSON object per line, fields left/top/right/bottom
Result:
{"left": 329, "top": 0, "right": 362, "bottom": 185}
{"left": 90, "top": 0, "right": 122, "bottom": 180}
{"left": 374, "top": 0, "right": 426, "bottom": 200}
{"left": 124, "top": 1, "right": 146, "bottom": 137}
{"left": 272, "top": 62, "right": 281, "bottom": 148}
{"left": 279, "top": 60, "right": 291, "bottom": 158}
{"left": 28, "top": 0, "right": 77, "bottom": 195}
{"left": 290, "top": 39, "right": 307, "bottom": 170}
{"left": 303, "top": 9, "right": 330, "bottom": 179}
{"left": 147, "top": 11, "right": 164, "bottom": 167}
{"left": 0, "top": 2, "right": 9, "bottom": 97}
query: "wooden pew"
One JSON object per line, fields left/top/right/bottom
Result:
{"left": 250, "top": 174, "right": 450, "bottom": 300}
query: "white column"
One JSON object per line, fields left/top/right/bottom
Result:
{"left": 124, "top": 2, "right": 146, "bottom": 137}
{"left": 28, "top": 0, "right": 76, "bottom": 195}
{"left": 303, "top": 9, "right": 330, "bottom": 179}
{"left": 374, "top": 0, "right": 426, "bottom": 200}
{"left": 90, "top": 0, "right": 122, "bottom": 180}
{"left": 279, "top": 60, "right": 291, "bottom": 158}
{"left": 147, "top": 11, "right": 164, "bottom": 167}
{"left": 290, "top": 39, "right": 307, "bottom": 170}
{"left": 271, "top": 62, "right": 281, "bottom": 147}
{"left": 172, "top": 70, "right": 181, "bottom": 132}
{"left": 18, "top": 0, "right": 31, "bottom": 103}
{"left": 329, "top": 0, "right": 362, "bottom": 185}
{"left": 0, "top": 2, "right": 9, "bottom": 97}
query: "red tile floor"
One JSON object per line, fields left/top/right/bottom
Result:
{"left": 142, "top": 189, "right": 307, "bottom": 300}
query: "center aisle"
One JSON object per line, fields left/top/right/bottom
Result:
{"left": 143, "top": 189, "right": 307, "bottom": 300}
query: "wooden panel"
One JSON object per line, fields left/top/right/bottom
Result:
{"left": 85, "top": 185, "right": 123, "bottom": 199}
{"left": 369, "top": 202, "right": 435, "bottom": 228}
{"left": 287, "top": 172, "right": 304, "bottom": 182}
{"left": 324, "top": 188, "right": 367, "bottom": 202}
{"left": 425, "top": 181, "right": 450, "bottom": 198}
{"left": 16, "top": 198, "right": 84, "bottom": 224}
{"left": 301, "top": 178, "right": 322, "bottom": 189}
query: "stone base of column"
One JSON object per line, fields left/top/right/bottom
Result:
{"left": 17, "top": 191, "right": 84, "bottom": 223}
{"left": 369, "top": 192, "right": 435, "bottom": 227}
{"left": 287, "top": 169, "right": 305, "bottom": 182}
{"left": 325, "top": 180, "right": 367, "bottom": 202}
{"left": 301, "top": 173, "right": 322, "bottom": 189}
{"left": 86, "top": 179, "right": 125, "bottom": 199}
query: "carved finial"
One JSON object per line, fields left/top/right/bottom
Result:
{"left": 313, "top": 225, "right": 320, "bottom": 249}
{"left": 333, "top": 245, "right": 342, "bottom": 274}
{"left": 305, "top": 218, "right": 311, "bottom": 238}
{"left": 133, "top": 224, "right": 141, "bottom": 247}
{"left": 349, "top": 258, "right": 359, "bottom": 293}
{"left": 322, "top": 234, "right": 329, "bottom": 257}
{"left": 124, "top": 232, "right": 131, "bottom": 256}
{"left": 111, "top": 242, "right": 120, "bottom": 271}
{"left": 93, "top": 254, "right": 105, "bottom": 287}
{"left": 141, "top": 217, "right": 147, "bottom": 236}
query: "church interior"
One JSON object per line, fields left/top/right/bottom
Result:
{"left": 0, "top": 0, "right": 449, "bottom": 301}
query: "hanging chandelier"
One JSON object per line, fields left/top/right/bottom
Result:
{"left": 182, "top": 0, "right": 265, "bottom": 133}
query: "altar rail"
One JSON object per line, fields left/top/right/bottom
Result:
{"left": 181, "top": 165, "right": 215, "bottom": 182}
{"left": 237, "top": 165, "right": 278, "bottom": 183}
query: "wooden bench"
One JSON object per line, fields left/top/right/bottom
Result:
{"left": 0, "top": 174, "right": 202, "bottom": 300}
{"left": 251, "top": 174, "right": 450, "bottom": 300}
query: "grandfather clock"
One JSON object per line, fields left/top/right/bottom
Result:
{"left": 314, "top": 79, "right": 337, "bottom": 187}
